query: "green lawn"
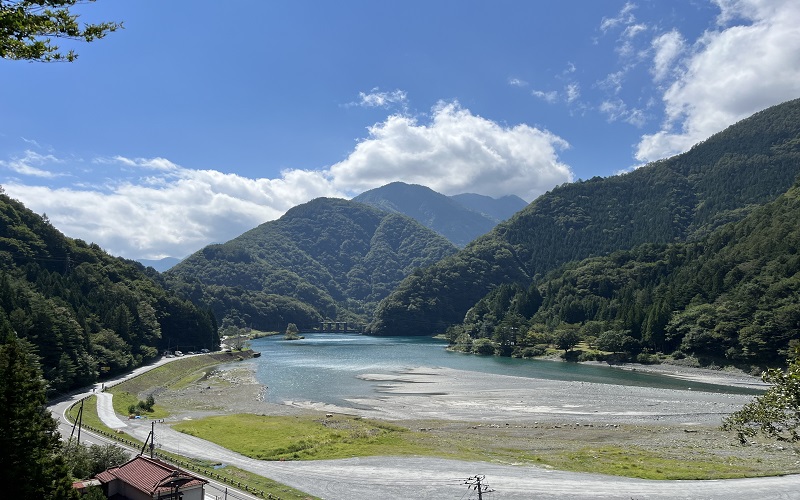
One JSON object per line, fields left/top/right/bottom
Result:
{"left": 173, "top": 414, "right": 447, "bottom": 461}
{"left": 171, "top": 414, "right": 788, "bottom": 480}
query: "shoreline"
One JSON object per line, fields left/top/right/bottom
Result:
{"left": 111, "top": 352, "right": 800, "bottom": 490}
{"left": 186, "top": 355, "right": 770, "bottom": 425}
{"left": 579, "top": 360, "right": 768, "bottom": 390}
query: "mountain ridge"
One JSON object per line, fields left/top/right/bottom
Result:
{"left": 370, "top": 97, "right": 800, "bottom": 338}
{"left": 353, "top": 182, "right": 526, "bottom": 247}
{"left": 164, "top": 197, "right": 458, "bottom": 331}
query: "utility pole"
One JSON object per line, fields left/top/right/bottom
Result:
{"left": 68, "top": 398, "right": 84, "bottom": 445}
{"left": 140, "top": 421, "right": 156, "bottom": 458}
{"left": 464, "top": 475, "right": 493, "bottom": 499}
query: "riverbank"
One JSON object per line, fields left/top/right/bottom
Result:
{"left": 581, "top": 360, "right": 768, "bottom": 390}
{"left": 145, "top": 352, "right": 771, "bottom": 427}
{"left": 134, "top": 358, "right": 800, "bottom": 481}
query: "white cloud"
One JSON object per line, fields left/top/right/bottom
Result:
{"left": 565, "top": 83, "right": 581, "bottom": 103}
{"left": 508, "top": 77, "right": 528, "bottom": 87}
{"left": 598, "top": 69, "right": 627, "bottom": 94}
{"left": 4, "top": 162, "right": 343, "bottom": 260}
{"left": 102, "top": 156, "right": 180, "bottom": 172}
{"left": 532, "top": 89, "right": 558, "bottom": 103}
{"left": 328, "top": 101, "right": 572, "bottom": 201}
{"left": 0, "top": 150, "right": 62, "bottom": 178}
{"left": 4, "top": 101, "right": 573, "bottom": 260}
{"left": 530, "top": 82, "right": 580, "bottom": 105}
{"left": 651, "top": 30, "right": 685, "bottom": 82}
{"left": 600, "top": 100, "right": 646, "bottom": 127}
{"left": 350, "top": 88, "right": 408, "bottom": 109}
{"left": 636, "top": 0, "right": 800, "bottom": 163}
{"left": 600, "top": 2, "right": 637, "bottom": 33}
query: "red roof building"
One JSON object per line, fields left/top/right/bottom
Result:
{"left": 94, "top": 455, "right": 207, "bottom": 500}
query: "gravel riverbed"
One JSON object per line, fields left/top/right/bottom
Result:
{"left": 145, "top": 360, "right": 800, "bottom": 478}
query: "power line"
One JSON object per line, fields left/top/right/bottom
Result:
{"left": 464, "top": 475, "right": 494, "bottom": 500}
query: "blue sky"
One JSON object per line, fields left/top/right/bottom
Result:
{"left": 2, "top": 0, "right": 799, "bottom": 260}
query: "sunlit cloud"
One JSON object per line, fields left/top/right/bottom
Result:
{"left": 600, "top": 2, "right": 637, "bottom": 33}
{"left": 565, "top": 83, "right": 581, "bottom": 103}
{"left": 0, "top": 150, "right": 63, "bottom": 178}
{"left": 636, "top": 0, "right": 800, "bottom": 163}
{"left": 532, "top": 89, "right": 558, "bottom": 103}
{"left": 651, "top": 30, "right": 685, "bottom": 82}
{"left": 328, "top": 101, "right": 572, "bottom": 201}
{"left": 600, "top": 100, "right": 646, "bottom": 127}
{"left": 4, "top": 101, "right": 573, "bottom": 260}
{"left": 349, "top": 88, "right": 408, "bottom": 110}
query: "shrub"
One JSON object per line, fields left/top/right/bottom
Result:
{"left": 518, "top": 346, "right": 546, "bottom": 358}
{"left": 577, "top": 351, "right": 601, "bottom": 362}
{"left": 472, "top": 338, "right": 497, "bottom": 355}
{"left": 636, "top": 353, "right": 660, "bottom": 365}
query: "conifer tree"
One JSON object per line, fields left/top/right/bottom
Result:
{"left": 0, "top": 317, "right": 77, "bottom": 499}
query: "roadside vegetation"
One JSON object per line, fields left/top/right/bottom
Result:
{"left": 65, "top": 396, "right": 317, "bottom": 500}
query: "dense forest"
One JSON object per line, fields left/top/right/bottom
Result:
{"left": 165, "top": 197, "right": 457, "bottom": 331}
{"left": 446, "top": 179, "right": 800, "bottom": 368}
{"left": 0, "top": 191, "right": 218, "bottom": 395}
{"left": 370, "top": 98, "right": 800, "bottom": 348}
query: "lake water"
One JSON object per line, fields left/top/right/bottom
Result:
{"left": 247, "top": 334, "right": 758, "bottom": 409}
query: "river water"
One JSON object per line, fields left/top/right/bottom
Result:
{"left": 247, "top": 334, "right": 757, "bottom": 410}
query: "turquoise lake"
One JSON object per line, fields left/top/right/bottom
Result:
{"left": 246, "top": 334, "right": 758, "bottom": 410}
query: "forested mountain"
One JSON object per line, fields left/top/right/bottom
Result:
{"left": 353, "top": 182, "right": 524, "bottom": 247}
{"left": 370, "top": 97, "right": 800, "bottom": 338}
{"left": 450, "top": 179, "right": 800, "bottom": 367}
{"left": 0, "top": 191, "right": 218, "bottom": 395}
{"left": 164, "top": 197, "right": 457, "bottom": 331}
{"left": 450, "top": 192, "right": 528, "bottom": 223}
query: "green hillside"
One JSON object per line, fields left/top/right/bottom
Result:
{"left": 0, "top": 191, "right": 218, "bottom": 395}
{"left": 370, "top": 97, "right": 800, "bottom": 337}
{"left": 165, "top": 197, "right": 457, "bottom": 331}
{"left": 450, "top": 179, "right": 800, "bottom": 367}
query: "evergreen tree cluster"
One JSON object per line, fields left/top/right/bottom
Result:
{"left": 0, "top": 192, "right": 218, "bottom": 394}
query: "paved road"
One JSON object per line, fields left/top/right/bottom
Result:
{"left": 49, "top": 357, "right": 263, "bottom": 500}
{"left": 50, "top": 358, "right": 800, "bottom": 500}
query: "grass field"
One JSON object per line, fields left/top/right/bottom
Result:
{"left": 170, "top": 413, "right": 783, "bottom": 480}
{"left": 173, "top": 414, "right": 451, "bottom": 461}
{"left": 108, "top": 355, "right": 223, "bottom": 417}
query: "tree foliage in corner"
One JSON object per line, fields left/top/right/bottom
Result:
{"left": 0, "top": 323, "right": 77, "bottom": 498}
{"left": 0, "top": 0, "right": 120, "bottom": 62}
{"left": 723, "top": 346, "right": 800, "bottom": 444}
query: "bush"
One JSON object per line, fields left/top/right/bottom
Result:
{"left": 577, "top": 351, "right": 601, "bottom": 362}
{"left": 518, "top": 345, "right": 546, "bottom": 358}
{"left": 472, "top": 338, "right": 497, "bottom": 355}
{"left": 636, "top": 353, "right": 660, "bottom": 365}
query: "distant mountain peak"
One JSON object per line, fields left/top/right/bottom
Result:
{"left": 354, "top": 182, "right": 527, "bottom": 247}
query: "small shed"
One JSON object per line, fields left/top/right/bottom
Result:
{"left": 94, "top": 455, "right": 207, "bottom": 500}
